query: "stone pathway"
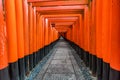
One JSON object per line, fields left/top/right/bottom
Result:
{"left": 34, "top": 40, "right": 96, "bottom": 80}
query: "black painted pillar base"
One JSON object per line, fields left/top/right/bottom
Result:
{"left": 42, "top": 48, "right": 45, "bottom": 58}
{"left": 50, "top": 43, "right": 53, "bottom": 49}
{"left": 97, "top": 58, "right": 103, "bottom": 80}
{"left": 39, "top": 49, "right": 43, "bottom": 61}
{"left": 48, "top": 45, "right": 50, "bottom": 53}
{"left": 75, "top": 46, "right": 79, "bottom": 54}
{"left": 35, "top": 52, "right": 37, "bottom": 66}
{"left": 39, "top": 49, "right": 42, "bottom": 61}
{"left": 109, "top": 68, "right": 120, "bottom": 80}
{"left": 33, "top": 52, "right": 37, "bottom": 68}
{"left": 36, "top": 50, "right": 40, "bottom": 64}
{"left": 86, "top": 52, "right": 89, "bottom": 67}
{"left": 0, "top": 67, "right": 10, "bottom": 80}
{"left": 18, "top": 58, "right": 25, "bottom": 80}
{"left": 29, "top": 54, "right": 33, "bottom": 71}
{"left": 44, "top": 46, "right": 47, "bottom": 56}
{"left": 47, "top": 45, "right": 50, "bottom": 53}
{"left": 89, "top": 54, "right": 92, "bottom": 70}
{"left": 9, "top": 61, "right": 19, "bottom": 80}
{"left": 92, "top": 55, "right": 97, "bottom": 76}
{"left": 78, "top": 48, "right": 81, "bottom": 58}
{"left": 81, "top": 49, "right": 84, "bottom": 60}
{"left": 24, "top": 55, "right": 29, "bottom": 76}
{"left": 83, "top": 51, "right": 89, "bottom": 67}
{"left": 102, "top": 62, "right": 110, "bottom": 80}
{"left": 47, "top": 46, "right": 49, "bottom": 54}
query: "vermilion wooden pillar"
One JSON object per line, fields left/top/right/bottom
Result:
{"left": 52, "top": 28, "right": 55, "bottom": 41}
{"left": 79, "top": 15, "right": 83, "bottom": 48}
{"left": 33, "top": 7, "right": 37, "bottom": 67}
{"left": 37, "top": 14, "right": 40, "bottom": 50}
{"left": 66, "top": 28, "right": 72, "bottom": 40}
{"left": 66, "top": 30, "right": 69, "bottom": 40}
{"left": 71, "top": 25, "right": 73, "bottom": 41}
{"left": 40, "top": 15, "right": 44, "bottom": 60}
{"left": 15, "top": 0, "right": 25, "bottom": 80}
{"left": 28, "top": 3, "right": 34, "bottom": 70}
{"left": 22, "top": 0, "right": 30, "bottom": 75}
{"left": 50, "top": 27, "right": 53, "bottom": 43}
{"left": 41, "top": 17, "right": 44, "bottom": 48}
{"left": 48, "top": 23, "right": 50, "bottom": 44}
{"left": 0, "top": 0, "right": 10, "bottom": 80}
{"left": 39, "top": 15, "right": 43, "bottom": 49}
{"left": 33, "top": 7, "right": 37, "bottom": 53}
{"left": 5, "top": 0, "right": 19, "bottom": 80}
{"left": 79, "top": 15, "right": 84, "bottom": 60}
{"left": 102, "top": 0, "right": 111, "bottom": 80}
{"left": 81, "top": 13, "right": 85, "bottom": 64}
{"left": 37, "top": 13, "right": 43, "bottom": 61}
{"left": 42, "top": 17, "right": 45, "bottom": 56}
{"left": 36, "top": 12, "right": 39, "bottom": 63}
{"left": 72, "top": 24, "right": 75, "bottom": 43}
{"left": 96, "top": 0, "right": 103, "bottom": 80}
{"left": 90, "top": 0, "right": 97, "bottom": 76}
{"left": 56, "top": 31, "right": 58, "bottom": 40}
{"left": 44, "top": 18, "right": 48, "bottom": 46}
{"left": 53, "top": 28, "right": 56, "bottom": 41}
{"left": 77, "top": 16, "right": 80, "bottom": 47}
{"left": 76, "top": 21, "right": 79, "bottom": 45}
{"left": 44, "top": 18, "right": 49, "bottom": 55}
{"left": 53, "top": 28, "right": 56, "bottom": 42}
{"left": 69, "top": 27, "right": 72, "bottom": 41}
{"left": 109, "top": 0, "right": 120, "bottom": 80}
{"left": 73, "top": 24, "right": 76, "bottom": 44}
{"left": 83, "top": 6, "right": 89, "bottom": 66}
{"left": 38, "top": 13, "right": 43, "bottom": 61}
{"left": 55, "top": 30, "right": 58, "bottom": 40}
{"left": 51, "top": 27, "right": 53, "bottom": 42}
{"left": 87, "top": 2, "right": 92, "bottom": 70}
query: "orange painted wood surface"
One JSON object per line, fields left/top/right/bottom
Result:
{"left": 23, "top": 0, "right": 29, "bottom": 56}
{"left": 44, "top": 18, "right": 48, "bottom": 46}
{"left": 39, "top": 15, "right": 43, "bottom": 48}
{"left": 0, "top": 0, "right": 8, "bottom": 69}
{"left": 36, "top": 13, "right": 40, "bottom": 50}
{"left": 96, "top": 0, "right": 103, "bottom": 59}
{"left": 15, "top": 0, "right": 25, "bottom": 59}
{"left": 89, "top": 0, "right": 96, "bottom": 55}
{"left": 84, "top": 6, "right": 89, "bottom": 52}
{"left": 102, "top": 0, "right": 111, "bottom": 63}
{"left": 33, "top": 7, "right": 37, "bottom": 52}
{"left": 42, "top": 17, "right": 45, "bottom": 48}
{"left": 79, "top": 16, "right": 84, "bottom": 49}
{"left": 29, "top": 3, "right": 34, "bottom": 54}
{"left": 110, "top": 0, "right": 120, "bottom": 71}
{"left": 30, "top": 1, "right": 88, "bottom": 6}
{"left": 5, "top": 0, "right": 18, "bottom": 63}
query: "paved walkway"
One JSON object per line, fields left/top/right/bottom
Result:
{"left": 34, "top": 40, "right": 96, "bottom": 80}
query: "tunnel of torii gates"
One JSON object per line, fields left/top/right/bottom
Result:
{"left": 0, "top": 0, "right": 120, "bottom": 80}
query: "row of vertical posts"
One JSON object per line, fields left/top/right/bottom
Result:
{"left": 66, "top": 0, "right": 120, "bottom": 80}
{"left": 0, "top": 0, "right": 58, "bottom": 80}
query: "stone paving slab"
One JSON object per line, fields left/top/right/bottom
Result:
{"left": 51, "top": 59, "right": 71, "bottom": 64}
{"left": 43, "top": 73, "right": 76, "bottom": 80}
{"left": 53, "top": 56, "right": 69, "bottom": 60}
{"left": 47, "top": 64, "right": 74, "bottom": 74}
{"left": 54, "top": 52, "right": 69, "bottom": 55}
